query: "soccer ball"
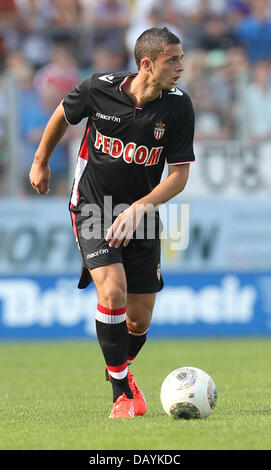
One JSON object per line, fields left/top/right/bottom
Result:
{"left": 160, "top": 366, "right": 217, "bottom": 419}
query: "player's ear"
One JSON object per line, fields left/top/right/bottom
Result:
{"left": 140, "top": 57, "right": 152, "bottom": 72}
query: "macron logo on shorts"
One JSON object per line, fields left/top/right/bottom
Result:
{"left": 87, "top": 248, "right": 109, "bottom": 260}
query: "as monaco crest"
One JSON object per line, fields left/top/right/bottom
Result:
{"left": 154, "top": 122, "right": 165, "bottom": 140}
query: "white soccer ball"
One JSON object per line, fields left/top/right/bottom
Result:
{"left": 160, "top": 366, "right": 217, "bottom": 419}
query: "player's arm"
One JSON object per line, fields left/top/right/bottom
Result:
{"left": 106, "top": 163, "right": 190, "bottom": 248}
{"left": 136, "top": 163, "right": 190, "bottom": 209}
{"left": 29, "top": 102, "right": 69, "bottom": 194}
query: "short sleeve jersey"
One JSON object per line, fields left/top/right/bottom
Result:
{"left": 63, "top": 72, "right": 195, "bottom": 210}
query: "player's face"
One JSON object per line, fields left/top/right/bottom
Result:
{"left": 150, "top": 43, "right": 184, "bottom": 89}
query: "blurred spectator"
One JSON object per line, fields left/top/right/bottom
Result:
{"left": 225, "top": 46, "right": 250, "bottom": 138}
{"left": 234, "top": 0, "right": 271, "bottom": 63}
{"left": 131, "top": 0, "right": 183, "bottom": 30}
{"left": 0, "top": 78, "right": 7, "bottom": 194}
{"left": 132, "top": 0, "right": 228, "bottom": 26}
{"left": 130, "top": 0, "right": 226, "bottom": 23}
{"left": 188, "top": 50, "right": 234, "bottom": 141}
{"left": 78, "top": 0, "right": 130, "bottom": 67}
{"left": 92, "top": 45, "right": 125, "bottom": 72}
{"left": 80, "top": 43, "right": 126, "bottom": 80}
{"left": 15, "top": 0, "right": 54, "bottom": 69}
{"left": 50, "top": 0, "right": 83, "bottom": 27}
{"left": 178, "top": 0, "right": 227, "bottom": 17}
{"left": 226, "top": 0, "right": 251, "bottom": 28}
{"left": 5, "top": 50, "right": 35, "bottom": 90}
{"left": 4, "top": 49, "right": 74, "bottom": 195}
{"left": 193, "top": 94, "right": 234, "bottom": 141}
{"left": 33, "top": 45, "right": 79, "bottom": 101}
{"left": 15, "top": 45, "right": 80, "bottom": 195}
{"left": 197, "top": 13, "right": 238, "bottom": 51}
{"left": 206, "top": 50, "right": 234, "bottom": 111}
{"left": 90, "top": 0, "right": 129, "bottom": 28}
{"left": 0, "top": 84, "right": 6, "bottom": 145}
{"left": 19, "top": 78, "right": 71, "bottom": 195}
{"left": 180, "top": 49, "right": 207, "bottom": 91}
{"left": 0, "top": 0, "right": 18, "bottom": 70}
{"left": 89, "top": 0, "right": 129, "bottom": 51}
{"left": 239, "top": 61, "right": 271, "bottom": 142}
{"left": 226, "top": 45, "right": 250, "bottom": 83}
{"left": 4, "top": 50, "right": 43, "bottom": 132}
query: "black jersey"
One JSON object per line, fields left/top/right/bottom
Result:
{"left": 63, "top": 72, "right": 195, "bottom": 211}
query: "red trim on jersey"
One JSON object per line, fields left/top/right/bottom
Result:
{"left": 107, "top": 361, "right": 128, "bottom": 373}
{"left": 78, "top": 120, "right": 91, "bottom": 161}
{"left": 119, "top": 75, "right": 130, "bottom": 91}
{"left": 97, "top": 304, "right": 126, "bottom": 316}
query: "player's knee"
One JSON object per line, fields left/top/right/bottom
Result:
{"left": 99, "top": 284, "right": 127, "bottom": 309}
{"left": 128, "top": 319, "right": 150, "bottom": 334}
{"left": 127, "top": 300, "right": 153, "bottom": 333}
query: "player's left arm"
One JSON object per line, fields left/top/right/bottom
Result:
{"left": 106, "top": 163, "right": 190, "bottom": 248}
{"left": 137, "top": 163, "right": 190, "bottom": 208}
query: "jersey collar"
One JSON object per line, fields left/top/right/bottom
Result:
{"left": 119, "top": 75, "right": 163, "bottom": 109}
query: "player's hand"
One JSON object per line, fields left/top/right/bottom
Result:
{"left": 105, "top": 204, "right": 144, "bottom": 248}
{"left": 29, "top": 161, "right": 51, "bottom": 195}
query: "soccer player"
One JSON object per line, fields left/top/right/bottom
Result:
{"left": 29, "top": 27, "right": 195, "bottom": 419}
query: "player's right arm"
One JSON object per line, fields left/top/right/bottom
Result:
{"left": 29, "top": 75, "right": 93, "bottom": 195}
{"left": 29, "top": 102, "right": 69, "bottom": 195}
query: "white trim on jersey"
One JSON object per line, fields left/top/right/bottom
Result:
{"left": 62, "top": 101, "right": 72, "bottom": 125}
{"left": 71, "top": 156, "right": 88, "bottom": 206}
{"left": 167, "top": 160, "right": 194, "bottom": 165}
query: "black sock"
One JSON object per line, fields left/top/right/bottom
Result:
{"left": 95, "top": 303, "right": 133, "bottom": 402}
{"left": 128, "top": 325, "right": 149, "bottom": 365}
{"left": 110, "top": 376, "right": 133, "bottom": 402}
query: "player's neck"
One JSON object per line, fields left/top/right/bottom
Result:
{"left": 125, "top": 75, "right": 162, "bottom": 107}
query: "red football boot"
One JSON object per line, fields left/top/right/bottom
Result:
{"left": 109, "top": 393, "right": 135, "bottom": 419}
{"left": 127, "top": 369, "right": 147, "bottom": 416}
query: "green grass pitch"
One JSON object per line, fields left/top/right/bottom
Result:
{"left": 0, "top": 337, "right": 270, "bottom": 450}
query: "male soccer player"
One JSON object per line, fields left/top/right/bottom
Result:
{"left": 29, "top": 27, "right": 195, "bottom": 419}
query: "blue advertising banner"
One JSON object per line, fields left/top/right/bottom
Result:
{"left": 2, "top": 197, "right": 271, "bottom": 275}
{"left": 1, "top": 272, "right": 270, "bottom": 340}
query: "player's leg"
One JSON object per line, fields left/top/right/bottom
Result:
{"left": 126, "top": 292, "right": 156, "bottom": 365}
{"left": 123, "top": 239, "right": 162, "bottom": 366}
{"left": 125, "top": 292, "right": 156, "bottom": 415}
{"left": 121, "top": 238, "right": 163, "bottom": 416}
{"left": 90, "top": 263, "right": 134, "bottom": 418}
{"left": 72, "top": 206, "right": 134, "bottom": 417}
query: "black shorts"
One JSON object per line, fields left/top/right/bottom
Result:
{"left": 75, "top": 222, "right": 164, "bottom": 294}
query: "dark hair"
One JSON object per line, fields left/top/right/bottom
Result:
{"left": 134, "top": 27, "right": 181, "bottom": 69}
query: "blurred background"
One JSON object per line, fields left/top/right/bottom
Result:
{"left": 1, "top": 0, "right": 271, "bottom": 340}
